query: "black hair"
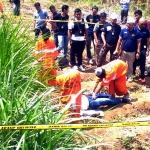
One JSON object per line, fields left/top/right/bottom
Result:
{"left": 96, "top": 69, "right": 106, "bottom": 78}
{"left": 100, "top": 12, "right": 107, "bottom": 18}
{"left": 62, "top": 5, "right": 69, "bottom": 12}
{"left": 74, "top": 8, "right": 81, "bottom": 14}
{"left": 34, "top": 2, "right": 40, "bottom": 7}
{"left": 92, "top": 6, "right": 98, "bottom": 11}
{"left": 42, "top": 28, "right": 50, "bottom": 41}
{"left": 49, "top": 5, "right": 55, "bottom": 10}
{"left": 134, "top": 10, "right": 142, "bottom": 16}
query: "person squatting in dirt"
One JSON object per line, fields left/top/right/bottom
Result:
{"left": 92, "top": 59, "right": 131, "bottom": 102}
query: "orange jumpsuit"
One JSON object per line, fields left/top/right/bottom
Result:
{"left": 0, "top": 3, "right": 3, "bottom": 11}
{"left": 96, "top": 59, "right": 128, "bottom": 96}
{"left": 56, "top": 69, "right": 81, "bottom": 117}
{"left": 34, "top": 37, "right": 58, "bottom": 85}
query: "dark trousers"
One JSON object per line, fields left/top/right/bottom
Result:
{"left": 86, "top": 34, "right": 94, "bottom": 59}
{"left": 99, "top": 43, "right": 116, "bottom": 64}
{"left": 70, "top": 40, "right": 85, "bottom": 66}
{"left": 121, "top": 9, "right": 129, "bottom": 23}
{"left": 13, "top": 3, "right": 20, "bottom": 16}
{"left": 133, "top": 50, "right": 146, "bottom": 79}
{"left": 34, "top": 26, "right": 46, "bottom": 38}
{"left": 54, "top": 33, "right": 58, "bottom": 47}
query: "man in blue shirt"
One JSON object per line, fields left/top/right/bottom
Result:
{"left": 86, "top": 6, "right": 100, "bottom": 65}
{"left": 114, "top": 17, "right": 141, "bottom": 82}
{"left": 101, "top": 13, "right": 121, "bottom": 64}
{"left": 53, "top": 5, "right": 69, "bottom": 58}
{"left": 120, "top": 0, "right": 130, "bottom": 24}
{"left": 133, "top": 18, "right": 150, "bottom": 83}
{"left": 34, "top": 2, "right": 49, "bottom": 38}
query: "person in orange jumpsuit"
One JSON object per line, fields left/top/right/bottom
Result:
{"left": 92, "top": 59, "right": 131, "bottom": 101}
{"left": 34, "top": 28, "right": 58, "bottom": 85}
{"left": 0, "top": 2, "right": 3, "bottom": 14}
{"left": 56, "top": 67, "right": 82, "bottom": 117}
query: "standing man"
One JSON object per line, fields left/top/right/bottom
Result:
{"left": 33, "top": 2, "right": 49, "bottom": 38}
{"left": 68, "top": 8, "right": 88, "bottom": 72}
{"left": 93, "top": 12, "right": 108, "bottom": 67}
{"left": 53, "top": 5, "right": 69, "bottom": 58}
{"left": 49, "top": 5, "right": 59, "bottom": 47}
{"left": 101, "top": 13, "right": 121, "bottom": 64}
{"left": 86, "top": 6, "right": 100, "bottom": 65}
{"left": 9, "top": 0, "right": 21, "bottom": 16}
{"left": 114, "top": 17, "right": 141, "bottom": 82}
{"left": 134, "top": 10, "right": 150, "bottom": 31}
{"left": 120, "top": 0, "right": 130, "bottom": 24}
{"left": 133, "top": 18, "right": 150, "bottom": 83}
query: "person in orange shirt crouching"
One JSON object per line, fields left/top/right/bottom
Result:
{"left": 92, "top": 59, "right": 131, "bottom": 101}
{"left": 34, "top": 28, "right": 59, "bottom": 86}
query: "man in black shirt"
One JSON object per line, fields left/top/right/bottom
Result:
{"left": 10, "top": 0, "right": 21, "bottom": 16}
{"left": 49, "top": 5, "right": 59, "bottom": 47}
{"left": 101, "top": 13, "right": 121, "bottom": 63}
{"left": 93, "top": 12, "right": 108, "bottom": 67}
{"left": 53, "top": 5, "right": 69, "bottom": 58}
{"left": 86, "top": 6, "right": 100, "bottom": 65}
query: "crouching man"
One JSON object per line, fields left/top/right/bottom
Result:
{"left": 92, "top": 59, "right": 131, "bottom": 101}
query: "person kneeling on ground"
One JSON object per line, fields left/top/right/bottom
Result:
{"left": 92, "top": 59, "right": 131, "bottom": 101}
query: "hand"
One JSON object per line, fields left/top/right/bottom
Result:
{"left": 103, "top": 43, "right": 106, "bottom": 49}
{"left": 136, "top": 53, "right": 140, "bottom": 59}
{"left": 113, "top": 49, "right": 118, "bottom": 55}
{"left": 92, "top": 93, "right": 97, "bottom": 100}
{"left": 146, "top": 51, "right": 149, "bottom": 57}
{"left": 95, "top": 41, "right": 100, "bottom": 46}
{"left": 70, "top": 40, "right": 72, "bottom": 46}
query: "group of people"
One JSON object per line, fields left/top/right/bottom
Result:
{"left": 32, "top": 2, "right": 150, "bottom": 116}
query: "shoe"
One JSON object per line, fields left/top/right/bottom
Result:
{"left": 79, "top": 65, "right": 85, "bottom": 72}
{"left": 122, "top": 93, "right": 131, "bottom": 103}
{"left": 127, "top": 77, "right": 133, "bottom": 82}
{"left": 141, "top": 78, "right": 146, "bottom": 83}
{"left": 72, "top": 66, "right": 78, "bottom": 70}
{"left": 89, "top": 59, "right": 93, "bottom": 65}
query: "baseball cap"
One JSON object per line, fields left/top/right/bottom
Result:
{"left": 110, "top": 13, "right": 117, "bottom": 19}
{"left": 95, "top": 67, "right": 103, "bottom": 78}
{"left": 127, "top": 17, "right": 135, "bottom": 23}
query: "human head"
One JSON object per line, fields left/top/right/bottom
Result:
{"left": 138, "top": 18, "right": 146, "bottom": 29}
{"left": 92, "top": 6, "right": 98, "bottom": 16}
{"left": 95, "top": 67, "right": 106, "bottom": 79}
{"left": 34, "top": 2, "right": 41, "bottom": 11}
{"left": 99, "top": 12, "right": 107, "bottom": 23}
{"left": 74, "top": 8, "right": 82, "bottom": 20}
{"left": 62, "top": 5, "right": 69, "bottom": 14}
{"left": 49, "top": 5, "right": 56, "bottom": 14}
{"left": 134, "top": 10, "right": 142, "bottom": 22}
{"left": 42, "top": 28, "right": 50, "bottom": 41}
{"left": 126, "top": 17, "right": 135, "bottom": 30}
{"left": 110, "top": 13, "right": 117, "bottom": 25}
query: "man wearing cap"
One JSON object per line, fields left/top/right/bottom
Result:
{"left": 115, "top": 17, "right": 141, "bottom": 82}
{"left": 92, "top": 59, "right": 130, "bottom": 101}
{"left": 101, "top": 13, "right": 121, "bottom": 63}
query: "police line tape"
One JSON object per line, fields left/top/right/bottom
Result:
{"left": 0, "top": 121, "right": 150, "bottom": 130}
{"left": 2, "top": 13, "right": 103, "bottom": 25}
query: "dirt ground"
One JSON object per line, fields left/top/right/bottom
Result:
{"left": 3, "top": 1, "right": 150, "bottom": 149}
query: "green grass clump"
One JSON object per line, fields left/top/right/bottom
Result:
{"left": 0, "top": 17, "right": 90, "bottom": 150}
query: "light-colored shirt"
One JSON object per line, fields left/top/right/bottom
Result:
{"left": 120, "top": 0, "right": 130, "bottom": 10}
{"left": 34, "top": 9, "right": 49, "bottom": 28}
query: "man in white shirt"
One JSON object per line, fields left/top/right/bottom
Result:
{"left": 68, "top": 8, "right": 88, "bottom": 72}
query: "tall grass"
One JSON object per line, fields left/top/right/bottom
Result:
{"left": 0, "top": 17, "right": 91, "bottom": 150}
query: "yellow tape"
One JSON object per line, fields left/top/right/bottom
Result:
{"left": 0, "top": 121, "right": 150, "bottom": 130}
{"left": 2, "top": 14, "right": 104, "bottom": 25}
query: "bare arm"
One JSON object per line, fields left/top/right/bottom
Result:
{"left": 101, "top": 32, "right": 106, "bottom": 44}
{"left": 114, "top": 36, "right": 122, "bottom": 54}
{"left": 136, "top": 39, "right": 141, "bottom": 59}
